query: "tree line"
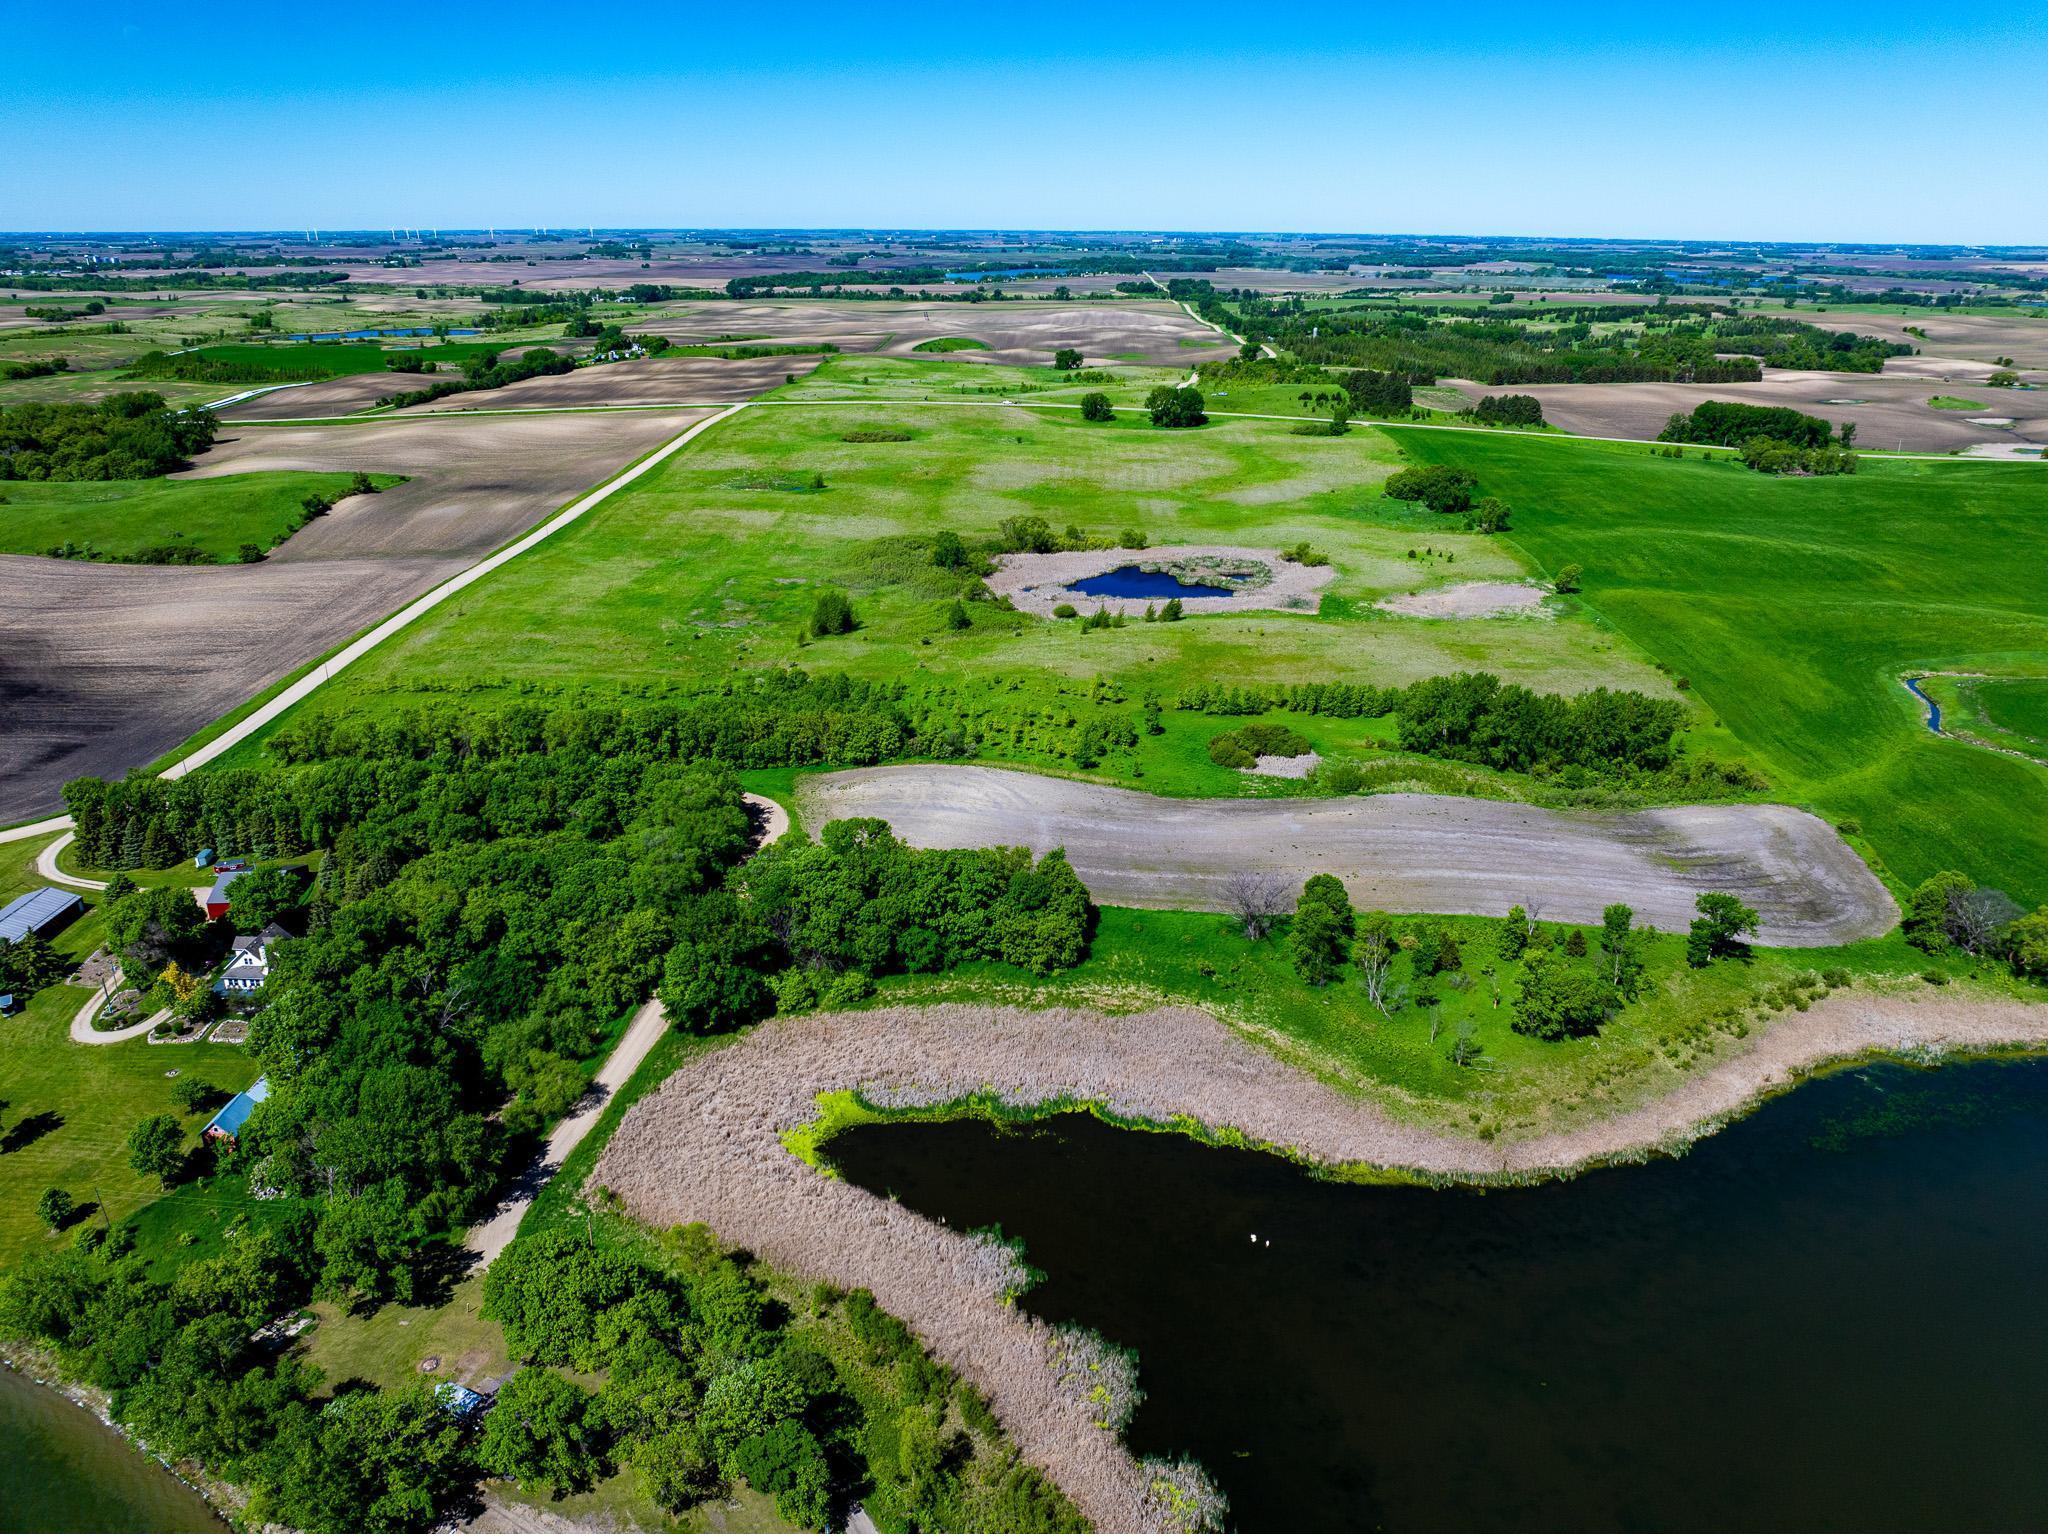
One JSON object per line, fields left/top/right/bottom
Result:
{"left": 0, "top": 392, "right": 218, "bottom": 480}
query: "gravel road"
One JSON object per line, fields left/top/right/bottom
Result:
{"left": 801, "top": 765, "right": 1897, "bottom": 945}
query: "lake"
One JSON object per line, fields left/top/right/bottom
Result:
{"left": 0, "top": 1366, "right": 222, "bottom": 1534}
{"left": 830, "top": 1059, "right": 2048, "bottom": 1532}
{"left": 1068, "top": 565, "right": 1235, "bottom": 600}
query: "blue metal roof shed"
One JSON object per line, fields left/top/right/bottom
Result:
{"left": 202, "top": 1077, "right": 271, "bottom": 1142}
{"left": 0, "top": 887, "right": 85, "bottom": 943}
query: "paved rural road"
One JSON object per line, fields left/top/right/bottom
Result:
{"left": 802, "top": 765, "right": 1898, "bottom": 947}
{"left": 462, "top": 996, "right": 669, "bottom": 1268}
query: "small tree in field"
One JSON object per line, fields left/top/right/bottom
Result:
{"left": 1223, "top": 870, "right": 1290, "bottom": 942}
{"left": 1052, "top": 348, "right": 1083, "bottom": 371}
{"left": 1080, "top": 392, "right": 1114, "bottom": 422}
{"left": 127, "top": 1114, "right": 186, "bottom": 1186}
{"left": 37, "top": 1187, "right": 76, "bottom": 1230}
{"left": 1354, "top": 911, "right": 1397, "bottom": 1014}
{"left": 1685, "top": 892, "right": 1759, "bottom": 967}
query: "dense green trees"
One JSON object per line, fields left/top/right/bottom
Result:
{"left": 1145, "top": 385, "right": 1207, "bottom": 428}
{"left": 0, "top": 393, "right": 219, "bottom": 480}
{"left": 475, "top": 1368, "right": 604, "bottom": 1495}
{"left": 1472, "top": 393, "right": 1544, "bottom": 427}
{"left": 1513, "top": 949, "right": 1618, "bottom": 1038}
{"left": 1289, "top": 875, "right": 1355, "bottom": 984}
{"left": 1396, "top": 672, "right": 1685, "bottom": 776}
{"left": 1341, "top": 369, "right": 1414, "bottom": 415}
{"left": 1658, "top": 401, "right": 1837, "bottom": 448}
{"left": 126, "top": 1114, "right": 186, "bottom": 1185}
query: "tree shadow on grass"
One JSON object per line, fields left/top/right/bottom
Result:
{"left": 2, "top": 1110, "right": 64, "bottom": 1153}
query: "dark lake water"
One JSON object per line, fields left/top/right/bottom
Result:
{"left": 830, "top": 1060, "right": 2048, "bottom": 1533}
{"left": 0, "top": 1367, "right": 222, "bottom": 1533}
{"left": 1069, "top": 565, "right": 1234, "bottom": 600}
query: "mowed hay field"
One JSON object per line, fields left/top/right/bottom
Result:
{"left": 1397, "top": 430, "right": 2048, "bottom": 901}
{"left": 259, "top": 389, "right": 1673, "bottom": 758}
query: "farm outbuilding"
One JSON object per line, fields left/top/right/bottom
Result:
{"left": 201, "top": 1076, "right": 270, "bottom": 1147}
{"left": 0, "top": 886, "right": 85, "bottom": 944}
{"left": 202, "top": 869, "right": 246, "bottom": 921}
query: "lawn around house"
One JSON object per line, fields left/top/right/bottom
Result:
{"left": 1395, "top": 429, "right": 2048, "bottom": 903}
{"left": 0, "top": 470, "right": 402, "bottom": 562}
{"left": 0, "top": 835, "right": 260, "bottom": 1263}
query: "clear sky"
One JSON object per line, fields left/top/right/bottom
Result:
{"left": 7, "top": 1, "right": 2042, "bottom": 243}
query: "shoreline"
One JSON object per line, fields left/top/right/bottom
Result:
{"left": 590, "top": 991, "right": 2048, "bottom": 1533}
{"left": 0, "top": 1342, "right": 239, "bottom": 1527}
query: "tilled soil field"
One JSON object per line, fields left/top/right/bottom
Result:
{"left": 181, "top": 408, "right": 710, "bottom": 559}
{"left": 801, "top": 765, "right": 1897, "bottom": 945}
{"left": 411, "top": 355, "right": 818, "bottom": 412}
{"left": 1468, "top": 368, "right": 2048, "bottom": 453}
{"left": 2, "top": 407, "right": 714, "bottom": 818}
{"left": 593, "top": 992, "right": 2048, "bottom": 1534}
{"left": 639, "top": 298, "right": 1233, "bottom": 366}
{"left": 0, "top": 553, "right": 458, "bottom": 822}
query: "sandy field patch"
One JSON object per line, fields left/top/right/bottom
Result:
{"left": 1838, "top": 310, "right": 2048, "bottom": 369}
{"left": 1476, "top": 369, "right": 2048, "bottom": 453}
{"left": 593, "top": 992, "right": 2047, "bottom": 1534}
{"left": 1379, "top": 580, "right": 1549, "bottom": 618}
{"left": 1243, "top": 751, "right": 1321, "bottom": 778}
{"left": 986, "top": 545, "right": 1335, "bottom": 618}
{"left": 799, "top": 765, "right": 1896, "bottom": 945}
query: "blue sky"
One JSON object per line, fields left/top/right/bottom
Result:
{"left": 8, "top": 2, "right": 2043, "bottom": 242}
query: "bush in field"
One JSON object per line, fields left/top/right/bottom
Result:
{"left": 808, "top": 589, "right": 856, "bottom": 636}
{"left": 1080, "top": 392, "right": 1114, "bottom": 422}
{"left": 1512, "top": 949, "right": 1617, "bottom": 1039}
{"left": 1382, "top": 464, "right": 1477, "bottom": 515}
{"left": 1052, "top": 348, "right": 1083, "bottom": 371}
{"left": 1289, "top": 874, "right": 1355, "bottom": 985}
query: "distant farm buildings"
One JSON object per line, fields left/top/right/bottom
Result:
{"left": 0, "top": 886, "right": 84, "bottom": 944}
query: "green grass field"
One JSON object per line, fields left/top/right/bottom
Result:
{"left": 1928, "top": 395, "right": 1988, "bottom": 411}
{"left": 0, "top": 471, "right": 400, "bottom": 562}
{"left": 133, "top": 338, "right": 516, "bottom": 383}
{"left": 229, "top": 380, "right": 1670, "bottom": 787}
{"left": 1917, "top": 673, "right": 2048, "bottom": 763}
{"left": 1397, "top": 429, "right": 2048, "bottom": 901}
{"left": 0, "top": 835, "right": 260, "bottom": 1262}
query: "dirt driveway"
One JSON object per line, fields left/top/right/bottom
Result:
{"left": 800, "top": 765, "right": 1897, "bottom": 945}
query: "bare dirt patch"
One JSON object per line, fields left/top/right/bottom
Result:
{"left": 800, "top": 765, "right": 1896, "bottom": 945}
{"left": 1379, "top": 580, "right": 1549, "bottom": 618}
{"left": 216, "top": 375, "right": 409, "bottom": 420}
{"left": 986, "top": 545, "right": 1334, "bottom": 618}
{"left": 594, "top": 992, "right": 2047, "bottom": 1534}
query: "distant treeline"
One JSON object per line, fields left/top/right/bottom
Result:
{"left": 376, "top": 346, "right": 575, "bottom": 408}
{"left": 2, "top": 270, "right": 350, "bottom": 292}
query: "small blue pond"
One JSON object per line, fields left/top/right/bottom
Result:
{"left": 1068, "top": 565, "right": 1234, "bottom": 600}
{"left": 275, "top": 326, "right": 480, "bottom": 341}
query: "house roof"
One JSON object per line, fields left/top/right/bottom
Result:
{"left": 0, "top": 886, "right": 84, "bottom": 942}
{"left": 204, "top": 869, "right": 247, "bottom": 907}
{"left": 203, "top": 1076, "right": 271, "bottom": 1139}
